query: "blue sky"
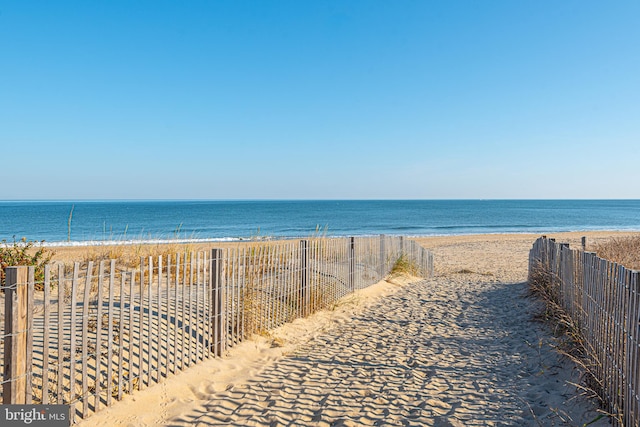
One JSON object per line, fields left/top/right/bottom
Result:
{"left": 1, "top": 1, "right": 639, "bottom": 199}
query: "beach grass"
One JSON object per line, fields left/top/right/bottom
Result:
{"left": 389, "top": 253, "right": 419, "bottom": 277}
{"left": 589, "top": 233, "right": 640, "bottom": 270}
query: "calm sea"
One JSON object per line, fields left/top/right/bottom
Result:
{"left": 1, "top": 200, "right": 639, "bottom": 246}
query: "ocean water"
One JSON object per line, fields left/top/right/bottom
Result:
{"left": 1, "top": 200, "right": 639, "bottom": 246}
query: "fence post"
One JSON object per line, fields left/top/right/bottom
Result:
{"left": 3, "top": 266, "right": 29, "bottom": 404}
{"left": 581, "top": 236, "right": 587, "bottom": 251}
{"left": 379, "top": 235, "right": 386, "bottom": 277}
{"left": 349, "top": 237, "right": 355, "bottom": 291}
{"left": 210, "top": 249, "right": 224, "bottom": 357}
{"left": 300, "top": 240, "right": 309, "bottom": 317}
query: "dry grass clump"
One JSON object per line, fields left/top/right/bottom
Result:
{"left": 590, "top": 234, "right": 640, "bottom": 270}
{"left": 390, "top": 254, "right": 420, "bottom": 277}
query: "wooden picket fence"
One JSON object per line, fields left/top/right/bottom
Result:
{"left": 1, "top": 235, "right": 433, "bottom": 423}
{"left": 529, "top": 237, "right": 640, "bottom": 426}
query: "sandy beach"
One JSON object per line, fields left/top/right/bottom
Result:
{"left": 71, "top": 231, "right": 634, "bottom": 426}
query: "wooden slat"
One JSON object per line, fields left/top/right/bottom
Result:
{"left": 282, "top": 245, "right": 288, "bottom": 323}
{"left": 211, "top": 248, "right": 223, "bottom": 357}
{"left": 167, "top": 254, "right": 175, "bottom": 375}
{"left": 181, "top": 252, "right": 188, "bottom": 370}
{"left": 265, "top": 245, "right": 273, "bottom": 330}
{"left": 173, "top": 253, "right": 180, "bottom": 374}
{"left": 277, "top": 245, "right": 284, "bottom": 327}
{"left": 610, "top": 261, "right": 618, "bottom": 410}
{"left": 128, "top": 269, "right": 135, "bottom": 395}
{"left": 196, "top": 253, "right": 202, "bottom": 361}
{"left": 240, "top": 247, "right": 245, "bottom": 341}
{"left": 26, "top": 266, "right": 35, "bottom": 404}
{"left": 158, "top": 255, "right": 165, "bottom": 381}
{"left": 283, "top": 244, "right": 289, "bottom": 323}
{"left": 42, "top": 265, "right": 51, "bottom": 405}
{"left": 207, "top": 250, "right": 213, "bottom": 357}
{"left": 261, "top": 246, "right": 268, "bottom": 331}
{"left": 227, "top": 249, "right": 233, "bottom": 347}
{"left": 235, "top": 248, "right": 241, "bottom": 343}
{"left": 94, "top": 261, "right": 105, "bottom": 411}
{"left": 147, "top": 256, "right": 153, "bottom": 387}
{"left": 297, "top": 241, "right": 303, "bottom": 317}
{"left": 81, "top": 261, "right": 93, "bottom": 417}
{"left": 235, "top": 247, "right": 241, "bottom": 342}
{"left": 203, "top": 251, "right": 210, "bottom": 359}
{"left": 274, "top": 245, "right": 281, "bottom": 327}
{"left": 188, "top": 253, "right": 194, "bottom": 365}
{"left": 283, "top": 244, "right": 290, "bottom": 323}
{"left": 210, "top": 250, "right": 217, "bottom": 357}
{"left": 238, "top": 248, "right": 243, "bottom": 340}
{"left": 162, "top": 255, "right": 170, "bottom": 375}
{"left": 202, "top": 252, "right": 207, "bottom": 359}
{"left": 138, "top": 258, "right": 145, "bottom": 390}
{"left": 256, "top": 245, "right": 265, "bottom": 332}
{"left": 202, "top": 252, "right": 208, "bottom": 358}
{"left": 117, "top": 272, "right": 126, "bottom": 401}
{"left": 606, "top": 260, "right": 615, "bottom": 408}
{"left": 106, "top": 260, "right": 115, "bottom": 407}
{"left": 262, "top": 247, "right": 270, "bottom": 331}
{"left": 57, "top": 263, "right": 65, "bottom": 404}
{"left": 615, "top": 264, "right": 625, "bottom": 416}
{"left": 325, "top": 240, "right": 331, "bottom": 304}
{"left": 270, "top": 246, "right": 282, "bottom": 328}
{"left": 275, "top": 245, "right": 282, "bottom": 328}
{"left": 69, "top": 262, "right": 79, "bottom": 419}
{"left": 292, "top": 242, "right": 299, "bottom": 319}
{"left": 312, "top": 239, "right": 318, "bottom": 312}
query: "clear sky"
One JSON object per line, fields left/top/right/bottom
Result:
{"left": 1, "top": 1, "right": 639, "bottom": 200}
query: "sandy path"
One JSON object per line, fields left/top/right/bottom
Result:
{"left": 79, "top": 232, "right": 628, "bottom": 426}
{"left": 158, "top": 280, "right": 606, "bottom": 426}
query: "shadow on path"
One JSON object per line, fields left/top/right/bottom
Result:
{"left": 166, "top": 278, "right": 606, "bottom": 427}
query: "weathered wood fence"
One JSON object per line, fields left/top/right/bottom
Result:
{"left": 529, "top": 237, "right": 640, "bottom": 426}
{"left": 1, "top": 235, "right": 433, "bottom": 423}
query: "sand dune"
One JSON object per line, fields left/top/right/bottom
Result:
{"left": 77, "top": 232, "right": 628, "bottom": 426}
